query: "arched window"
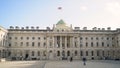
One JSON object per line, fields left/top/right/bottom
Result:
{"left": 43, "top": 51, "right": 46, "bottom": 56}
{"left": 67, "top": 51, "right": 70, "bottom": 56}
{"left": 38, "top": 51, "right": 40, "bottom": 56}
{"left": 91, "top": 42, "right": 93, "bottom": 47}
{"left": 91, "top": 51, "right": 94, "bottom": 56}
{"left": 80, "top": 51, "right": 83, "bottom": 56}
{"left": 86, "top": 51, "right": 88, "bottom": 56}
{"left": 102, "top": 42, "right": 104, "bottom": 47}
{"left": 26, "top": 42, "right": 29, "bottom": 46}
{"left": 32, "top": 51, "right": 34, "bottom": 56}
{"left": 57, "top": 51, "right": 60, "bottom": 56}
{"left": 97, "top": 50, "right": 99, "bottom": 56}
{"left": 38, "top": 42, "right": 40, "bottom": 47}
{"left": 75, "top": 51, "right": 77, "bottom": 56}
{"left": 102, "top": 51, "right": 104, "bottom": 56}
{"left": 96, "top": 42, "right": 99, "bottom": 47}
{"left": 86, "top": 42, "right": 88, "bottom": 47}
{"left": 32, "top": 37, "right": 35, "bottom": 40}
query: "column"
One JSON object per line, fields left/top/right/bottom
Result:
{"left": 60, "top": 36, "right": 62, "bottom": 48}
{"left": 53, "top": 36, "right": 55, "bottom": 48}
{"left": 65, "top": 36, "right": 67, "bottom": 49}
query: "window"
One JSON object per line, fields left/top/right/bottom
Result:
{"left": 86, "top": 51, "right": 88, "bottom": 56}
{"left": 26, "top": 42, "right": 29, "bottom": 46}
{"left": 102, "top": 42, "right": 104, "bottom": 47}
{"left": 49, "top": 42, "right": 52, "bottom": 47}
{"left": 91, "top": 37, "right": 93, "bottom": 40}
{"left": 112, "top": 44, "right": 114, "bottom": 47}
{"left": 32, "top": 42, "right": 34, "bottom": 47}
{"left": 57, "top": 51, "right": 60, "bottom": 56}
{"left": 43, "top": 51, "right": 46, "bottom": 56}
{"left": 21, "top": 37, "right": 23, "bottom": 40}
{"left": 80, "top": 44, "right": 82, "bottom": 47}
{"left": 38, "top": 51, "right": 40, "bottom": 56}
{"left": 67, "top": 51, "right": 70, "bottom": 56}
{"left": 44, "top": 37, "right": 46, "bottom": 40}
{"left": 96, "top": 42, "right": 99, "bottom": 47}
{"left": 9, "top": 37, "right": 12, "bottom": 40}
{"left": 112, "top": 37, "right": 114, "bottom": 40}
{"left": 91, "top": 51, "right": 94, "bottom": 56}
{"left": 15, "top": 37, "right": 17, "bottom": 40}
{"left": 75, "top": 51, "right": 77, "bottom": 56}
{"left": 38, "top": 42, "right": 40, "bottom": 47}
{"left": 96, "top": 37, "right": 98, "bottom": 40}
{"left": 107, "top": 44, "right": 109, "bottom": 47}
{"left": 86, "top": 42, "right": 88, "bottom": 47}
{"left": 97, "top": 51, "right": 99, "bottom": 56}
{"left": 80, "top": 37, "right": 82, "bottom": 40}
{"left": 75, "top": 42, "right": 77, "bottom": 47}
{"left": 38, "top": 37, "right": 40, "bottom": 40}
{"left": 20, "top": 42, "right": 23, "bottom": 46}
{"left": 107, "top": 37, "right": 109, "bottom": 40}
{"left": 57, "top": 30, "right": 59, "bottom": 32}
{"left": 101, "top": 37, "right": 104, "bottom": 40}
{"left": 9, "top": 43, "right": 11, "bottom": 47}
{"left": 62, "top": 29, "right": 64, "bottom": 32}
{"left": 8, "top": 51, "right": 11, "bottom": 56}
{"left": 44, "top": 42, "right": 46, "bottom": 47}
{"left": 102, "top": 51, "right": 104, "bottom": 56}
{"left": 67, "top": 43, "right": 70, "bottom": 48}
{"left": 91, "top": 42, "right": 93, "bottom": 47}
{"left": 32, "top": 51, "right": 34, "bottom": 56}
{"left": 80, "top": 51, "right": 83, "bottom": 56}
{"left": 27, "top": 37, "right": 29, "bottom": 40}
{"left": 32, "top": 37, "right": 35, "bottom": 40}
{"left": 85, "top": 37, "right": 88, "bottom": 40}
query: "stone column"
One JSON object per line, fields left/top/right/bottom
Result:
{"left": 65, "top": 36, "right": 67, "bottom": 49}
{"left": 53, "top": 36, "right": 55, "bottom": 48}
{"left": 60, "top": 36, "right": 62, "bottom": 48}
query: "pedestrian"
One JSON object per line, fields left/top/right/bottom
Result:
{"left": 82, "top": 57, "right": 86, "bottom": 65}
{"left": 70, "top": 57, "right": 73, "bottom": 62}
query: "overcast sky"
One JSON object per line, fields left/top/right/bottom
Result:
{"left": 0, "top": 0, "right": 120, "bottom": 30}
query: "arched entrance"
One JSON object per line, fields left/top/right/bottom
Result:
{"left": 62, "top": 50, "right": 67, "bottom": 60}
{"left": 49, "top": 50, "right": 53, "bottom": 60}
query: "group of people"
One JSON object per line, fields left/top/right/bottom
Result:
{"left": 69, "top": 57, "right": 87, "bottom": 66}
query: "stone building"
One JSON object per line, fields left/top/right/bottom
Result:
{"left": 0, "top": 19, "right": 120, "bottom": 60}
{"left": 0, "top": 26, "right": 8, "bottom": 58}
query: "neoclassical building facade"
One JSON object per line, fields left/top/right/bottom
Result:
{"left": 0, "top": 19, "right": 120, "bottom": 60}
{"left": 0, "top": 26, "right": 8, "bottom": 59}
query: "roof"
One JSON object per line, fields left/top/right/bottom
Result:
{"left": 56, "top": 19, "right": 66, "bottom": 25}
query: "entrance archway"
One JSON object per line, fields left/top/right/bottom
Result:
{"left": 49, "top": 50, "right": 53, "bottom": 60}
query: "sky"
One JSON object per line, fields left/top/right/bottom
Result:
{"left": 0, "top": 0, "right": 120, "bottom": 30}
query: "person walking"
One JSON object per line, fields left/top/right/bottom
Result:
{"left": 70, "top": 57, "right": 73, "bottom": 62}
{"left": 82, "top": 57, "right": 86, "bottom": 65}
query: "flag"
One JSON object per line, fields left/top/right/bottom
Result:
{"left": 58, "top": 7, "right": 62, "bottom": 10}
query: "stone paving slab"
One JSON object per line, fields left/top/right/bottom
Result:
{"left": 0, "top": 61, "right": 46, "bottom": 68}
{"left": 44, "top": 60, "right": 120, "bottom": 68}
{"left": 0, "top": 60, "right": 120, "bottom": 68}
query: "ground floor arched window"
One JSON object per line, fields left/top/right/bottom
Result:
{"left": 67, "top": 51, "right": 70, "bottom": 56}
{"left": 75, "top": 50, "right": 77, "bottom": 56}
{"left": 32, "top": 51, "right": 34, "bottom": 56}
{"left": 91, "top": 51, "right": 94, "bottom": 56}
{"left": 80, "top": 51, "right": 83, "bottom": 56}
{"left": 57, "top": 51, "right": 60, "bottom": 56}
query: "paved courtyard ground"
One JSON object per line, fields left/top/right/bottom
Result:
{"left": 0, "top": 60, "right": 120, "bottom": 68}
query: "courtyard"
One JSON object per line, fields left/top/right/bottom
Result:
{"left": 0, "top": 60, "right": 120, "bottom": 68}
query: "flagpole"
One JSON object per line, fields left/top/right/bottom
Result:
{"left": 58, "top": 7, "right": 63, "bottom": 20}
